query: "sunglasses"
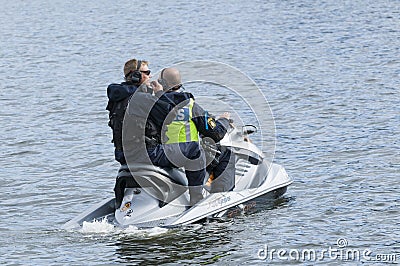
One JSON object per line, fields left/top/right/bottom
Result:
{"left": 140, "top": 70, "right": 151, "bottom": 75}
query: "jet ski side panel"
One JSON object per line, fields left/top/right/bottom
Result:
{"left": 114, "top": 187, "right": 189, "bottom": 228}
{"left": 164, "top": 163, "right": 293, "bottom": 227}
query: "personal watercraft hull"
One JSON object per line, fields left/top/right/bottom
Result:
{"left": 62, "top": 127, "right": 293, "bottom": 230}
{"left": 62, "top": 162, "right": 292, "bottom": 230}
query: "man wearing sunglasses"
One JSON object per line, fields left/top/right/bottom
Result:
{"left": 106, "top": 59, "right": 175, "bottom": 208}
{"left": 107, "top": 58, "right": 158, "bottom": 165}
{"left": 148, "top": 68, "right": 232, "bottom": 206}
{"left": 123, "top": 59, "right": 152, "bottom": 92}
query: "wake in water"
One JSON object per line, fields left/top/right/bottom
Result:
{"left": 81, "top": 217, "right": 115, "bottom": 234}
{"left": 80, "top": 217, "right": 169, "bottom": 236}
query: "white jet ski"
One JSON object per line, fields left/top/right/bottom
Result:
{"left": 62, "top": 125, "right": 293, "bottom": 230}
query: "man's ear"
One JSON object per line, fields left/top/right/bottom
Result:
{"left": 158, "top": 78, "right": 169, "bottom": 91}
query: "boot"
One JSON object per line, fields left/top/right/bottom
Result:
{"left": 189, "top": 186, "right": 204, "bottom": 206}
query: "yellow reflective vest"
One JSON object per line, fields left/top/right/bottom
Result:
{"left": 164, "top": 98, "right": 199, "bottom": 144}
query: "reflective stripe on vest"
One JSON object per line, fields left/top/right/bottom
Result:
{"left": 165, "top": 98, "right": 199, "bottom": 144}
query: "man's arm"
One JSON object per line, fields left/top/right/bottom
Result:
{"left": 192, "top": 103, "right": 230, "bottom": 142}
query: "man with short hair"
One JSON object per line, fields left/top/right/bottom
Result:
{"left": 149, "top": 68, "right": 232, "bottom": 206}
{"left": 107, "top": 58, "right": 168, "bottom": 164}
{"left": 106, "top": 58, "right": 172, "bottom": 208}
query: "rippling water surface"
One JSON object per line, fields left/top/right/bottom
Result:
{"left": 1, "top": 0, "right": 399, "bottom": 265}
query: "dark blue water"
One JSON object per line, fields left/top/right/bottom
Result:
{"left": 0, "top": 0, "right": 399, "bottom": 265}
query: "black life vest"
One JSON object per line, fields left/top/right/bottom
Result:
{"left": 106, "top": 83, "right": 137, "bottom": 152}
{"left": 106, "top": 83, "right": 161, "bottom": 154}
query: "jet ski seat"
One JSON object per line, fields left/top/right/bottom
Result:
{"left": 115, "top": 164, "right": 188, "bottom": 206}
{"left": 118, "top": 164, "right": 188, "bottom": 186}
